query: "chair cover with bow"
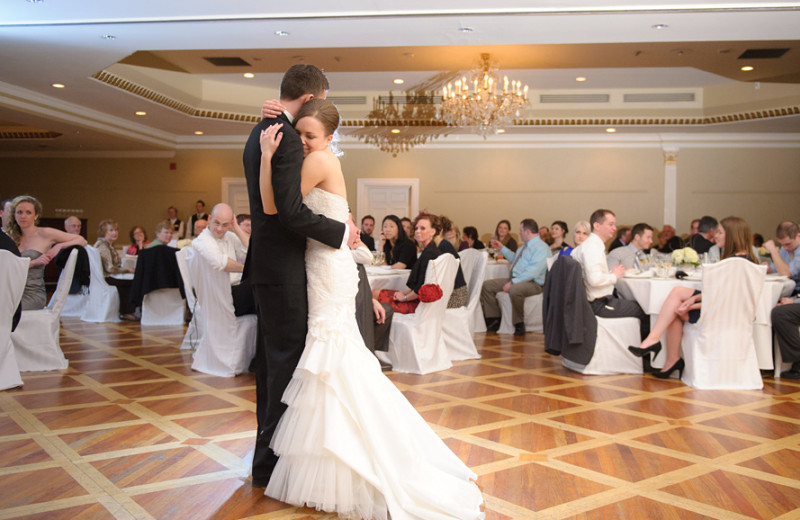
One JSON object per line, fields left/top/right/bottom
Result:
{"left": 443, "top": 249, "right": 486, "bottom": 360}
{"left": 387, "top": 254, "right": 458, "bottom": 374}
{"left": 681, "top": 258, "right": 766, "bottom": 389}
{"left": 176, "top": 247, "right": 202, "bottom": 349}
{"left": 0, "top": 250, "right": 28, "bottom": 389}
{"left": 11, "top": 248, "right": 77, "bottom": 371}
{"left": 81, "top": 245, "right": 120, "bottom": 322}
{"left": 188, "top": 247, "right": 256, "bottom": 377}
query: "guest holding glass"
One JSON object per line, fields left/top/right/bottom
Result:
{"left": 126, "top": 226, "right": 149, "bottom": 255}
{"left": 4, "top": 195, "right": 87, "bottom": 310}
{"left": 379, "top": 214, "right": 416, "bottom": 270}
{"left": 494, "top": 219, "right": 518, "bottom": 252}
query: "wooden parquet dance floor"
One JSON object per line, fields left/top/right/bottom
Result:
{"left": 2, "top": 318, "right": 800, "bottom": 519}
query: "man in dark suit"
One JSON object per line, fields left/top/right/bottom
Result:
{"left": 242, "top": 64, "right": 358, "bottom": 488}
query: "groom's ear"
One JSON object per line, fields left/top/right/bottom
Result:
{"left": 300, "top": 93, "right": 315, "bottom": 104}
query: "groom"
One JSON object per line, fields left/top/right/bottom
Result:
{"left": 242, "top": 64, "right": 358, "bottom": 487}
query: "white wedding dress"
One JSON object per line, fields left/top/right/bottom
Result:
{"left": 265, "top": 188, "right": 484, "bottom": 520}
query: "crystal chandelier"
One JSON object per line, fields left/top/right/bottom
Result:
{"left": 440, "top": 53, "right": 529, "bottom": 138}
{"left": 351, "top": 91, "right": 449, "bottom": 157}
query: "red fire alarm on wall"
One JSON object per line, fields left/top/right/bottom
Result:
{"left": 169, "top": 162, "right": 177, "bottom": 170}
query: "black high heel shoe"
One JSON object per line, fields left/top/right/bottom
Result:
{"left": 628, "top": 342, "right": 662, "bottom": 359}
{"left": 653, "top": 358, "right": 685, "bottom": 379}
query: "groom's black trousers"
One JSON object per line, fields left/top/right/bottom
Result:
{"left": 251, "top": 282, "right": 309, "bottom": 485}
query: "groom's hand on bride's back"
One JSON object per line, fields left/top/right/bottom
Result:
{"left": 262, "top": 100, "right": 286, "bottom": 119}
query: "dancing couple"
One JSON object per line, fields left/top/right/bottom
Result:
{"left": 242, "top": 64, "right": 484, "bottom": 520}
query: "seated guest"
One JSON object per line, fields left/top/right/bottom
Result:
{"left": 481, "top": 218, "right": 550, "bottom": 336}
{"left": 64, "top": 215, "right": 82, "bottom": 235}
{"left": 772, "top": 297, "right": 800, "bottom": 378}
{"left": 126, "top": 226, "right": 149, "bottom": 255}
{"left": 167, "top": 206, "right": 185, "bottom": 239}
{"left": 145, "top": 221, "right": 173, "bottom": 248}
{"left": 753, "top": 233, "right": 764, "bottom": 248}
{"left": 176, "top": 219, "right": 206, "bottom": 249}
{"left": 549, "top": 221, "right": 569, "bottom": 253}
{"left": 94, "top": 219, "right": 137, "bottom": 320}
{"left": 380, "top": 214, "right": 416, "bottom": 269}
{"left": 656, "top": 224, "right": 683, "bottom": 253}
{"left": 401, "top": 217, "right": 417, "bottom": 252}
{"left": 4, "top": 195, "right": 86, "bottom": 310}
{"left": 629, "top": 216, "right": 759, "bottom": 378}
{"left": 608, "top": 226, "right": 631, "bottom": 252}
{"left": 436, "top": 215, "right": 469, "bottom": 308}
{"left": 351, "top": 239, "right": 393, "bottom": 368}
{"left": 192, "top": 203, "right": 254, "bottom": 316}
{"left": 236, "top": 213, "right": 251, "bottom": 236}
{"left": 607, "top": 223, "right": 654, "bottom": 269}
{"left": 1, "top": 198, "right": 12, "bottom": 231}
{"left": 440, "top": 216, "right": 460, "bottom": 251}
{"left": 687, "top": 215, "right": 717, "bottom": 255}
{"left": 572, "top": 209, "right": 649, "bottom": 345}
{"left": 374, "top": 214, "right": 462, "bottom": 313}
{"left": 764, "top": 221, "right": 800, "bottom": 295}
{"left": 360, "top": 214, "right": 376, "bottom": 251}
{"left": 560, "top": 220, "right": 590, "bottom": 257}
{"left": 190, "top": 200, "right": 208, "bottom": 237}
{"left": 459, "top": 226, "right": 485, "bottom": 251}
{"left": 493, "top": 219, "right": 517, "bottom": 252}
{"left": 689, "top": 218, "right": 700, "bottom": 237}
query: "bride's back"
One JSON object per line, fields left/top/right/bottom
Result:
{"left": 300, "top": 148, "right": 346, "bottom": 200}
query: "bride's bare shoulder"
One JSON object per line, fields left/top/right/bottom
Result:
{"left": 305, "top": 149, "right": 337, "bottom": 164}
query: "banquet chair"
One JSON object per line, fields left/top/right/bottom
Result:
{"left": 496, "top": 293, "right": 545, "bottom": 334}
{"left": 544, "top": 255, "right": 643, "bottom": 375}
{"left": 11, "top": 248, "right": 76, "bottom": 372}
{"left": 61, "top": 292, "right": 88, "bottom": 317}
{"left": 81, "top": 245, "right": 121, "bottom": 322}
{"left": 176, "top": 247, "right": 202, "bottom": 349}
{"left": 188, "top": 248, "right": 256, "bottom": 377}
{"left": 443, "top": 250, "right": 486, "bottom": 360}
{"left": 0, "top": 251, "right": 28, "bottom": 390}
{"left": 387, "top": 254, "right": 458, "bottom": 374}
{"left": 681, "top": 258, "right": 766, "bottom": 389}
{"left": 133, "top": 245, "right": 185, "bottom": 326}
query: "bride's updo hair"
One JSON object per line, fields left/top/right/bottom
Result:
{"left": 296, "top": 99, "right": 340, "bottom": 136}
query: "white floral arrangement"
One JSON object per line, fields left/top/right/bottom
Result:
{"left": 671, "top": 247, "right": 700, "bottom": 266}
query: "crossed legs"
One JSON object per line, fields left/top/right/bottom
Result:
{"left": 635, "top": 286, "right": 696, "bottom": 368}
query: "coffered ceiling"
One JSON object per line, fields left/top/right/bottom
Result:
{"left": 1, "top": 1, "right": 799, "bottom": 154}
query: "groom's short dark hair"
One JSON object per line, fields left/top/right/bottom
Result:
{"left": 280, "top": 64, "right": 330, "bottom": 101}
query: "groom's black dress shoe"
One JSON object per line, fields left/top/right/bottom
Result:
{"left": 486, "top": 318, "right": 501, "bottom": 332}
{"left": 251, "top": 478, "right": 269, "bottom": 488}
{"left": 780, "top": 370, "right": 800, "bottom": 380}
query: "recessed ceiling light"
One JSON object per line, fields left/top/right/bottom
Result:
{"left": 391, "top": 129, "right": 401, "bottom": 134}
{"left": 51, "top": 83, "right": 65, "bottom": 89}
{"left": 135, "top": 111, "right": 146, "bottom": 116}
{"left": 393, "top": 79, "right": 404, "bottom": 85}
{"left": 652, "top": 24, "right": 668, "bottom": 30}
{"left": 194, "top": 131, "right": 204, "bottom": 135}
{"left": 275, "top": 30, "right": 289, "bottom": 37}
{"left": 458, "top": 27, "right": 474, "bottom": 33}
{"left": 496, "top": 129, "right": 506, "bottom": 134}
{"left": 741, "top": 66, "right": 754, "bottom": 71}
{"left": 606, "top": 127, "right": 616, "bottom": 133}
{"left": 243, "top": 73, "right": 255, "bottom": 79}
{"left": 575, "top": 76, "right": 587, "bottom": 82}
{"left": 101, "top": 34, "right": 116, "bottom": 40}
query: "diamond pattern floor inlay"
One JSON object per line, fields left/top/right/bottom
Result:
{"left": 2, "top": 318, "right": 799, "bottom": 519}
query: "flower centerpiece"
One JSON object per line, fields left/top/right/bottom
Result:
{"left": 671, "top": 247, "right": 700, "bottom": 267}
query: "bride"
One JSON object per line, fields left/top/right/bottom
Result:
{"left": 258, "top": 98, "right": 484, "bottom": 520}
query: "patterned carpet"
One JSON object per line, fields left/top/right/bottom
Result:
{"left": 1, "top": 318, "right": 799, "bottom": 520}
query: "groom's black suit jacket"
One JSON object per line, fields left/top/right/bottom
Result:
{"left": 242, "top": 111, "right": 345, "bottom": 484}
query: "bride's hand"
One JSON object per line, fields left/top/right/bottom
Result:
{"left": 260, "top": 123, "right": 283, "bottom": 158}
{"left": 261, "top": 99, "right": 286, "bottom": 119}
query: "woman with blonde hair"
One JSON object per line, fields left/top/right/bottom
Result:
{"left": 4, "top": 195, "right": 86, "bottom": 310}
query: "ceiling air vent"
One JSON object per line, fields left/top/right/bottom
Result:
{"left": 203, "top": 57, "right": 251, "bottom": 67}
{"left": 328, "top": 96, "right": 368, "bottom": 105}
{"left": 376, "top": 95, "right": 442, "bottom": 104}
{"left": 624, "top": 93, "right": 695, "bottom": 103}
{"left": 539, "top": 94, "right": 609, "bottom": 103}
{"left": 738, "top": 48, "right": 789, "bottom": 59}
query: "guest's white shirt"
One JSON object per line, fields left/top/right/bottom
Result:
{"left": 351, "top": 244, "right": 373, "bottom": 265}
{"left": 571, "top": 232, "right": 617, "bottom": 301}
{"left": 192, "top": 228, "right": 247, "bottom": 285}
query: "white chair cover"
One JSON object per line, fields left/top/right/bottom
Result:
{"left": 81, "top": 245, "right": 120, "bottom": 322}
{"left": 188, "top": 248, "right": 256, "bottom": 377}
{"left": 0, "top": 251, "right": 28, "bottom": 389}
{"left": 11, "top": 249, "right": 76, "bottom": 372}
{"left": 141, "top": 289, "right": 184, "bottom": 326}
{"left": 546, "top": 255, "right": 558, "bottom": 270}
{"left": 388, "top": 254, "right": 458, "bottom": 374}
{"left": 496, "top": 292, "right": 544, "bottom": 334}
{"left": 443, "top": 250, "right": 486, "bottom": 361}
{"left": 681, "top": 258, "right": 766, "bottom": 389}
{"left": 61, "top": 291, "right": 88, "bottom": 317}
{"left": 562, "top": 317, "right": 643, "bottom": 375}
{"left": 176, "top": 247, "right": 202, "bottom": 349}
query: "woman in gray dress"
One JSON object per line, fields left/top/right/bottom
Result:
{"left": 4, "top": 195, "right": 87, "bottom": 310}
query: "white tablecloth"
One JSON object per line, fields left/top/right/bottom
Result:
{"left": 366, "top": 265, "right": 410, "bottom": 291}
{"left": 485, "top": 259, "right": 511, "bottom": 281}
{"left": 616, "top": 274, "right": 791, "bottom": 369}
